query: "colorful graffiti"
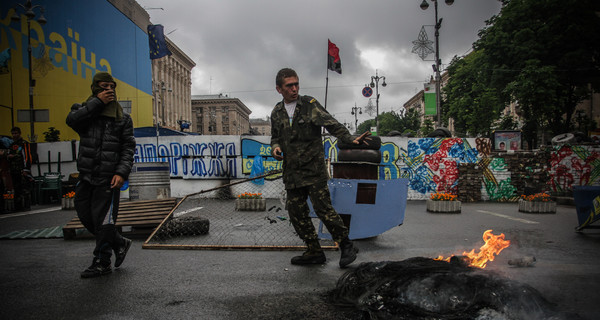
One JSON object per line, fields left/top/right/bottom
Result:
{"left": 399, "top": 138, "right": 479, "bottom": 194}
{"left": 549, "top": 145, "right": 600, "bottom": 193}
{"left": 126, "top": 136, "right": 600, "bottom": 200}
{"left": 240, "top": 139, "right": 282, "bottom": 179}
{"left": 478, "top": 157, "right": 518, "bottom": 201}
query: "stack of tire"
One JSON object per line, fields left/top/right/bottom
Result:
{"left": 551, "top": 132, "right": 590, "bottom": 146}
{"left": 333, "top": 135, "right": 382, "bottom": 180}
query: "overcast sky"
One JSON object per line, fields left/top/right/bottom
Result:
{"left": 136, "top": 0, "right": 503, "bottom": 130}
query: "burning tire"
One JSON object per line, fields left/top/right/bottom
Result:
{"left": 330, "top": 257, "right": 569, "bottom": 319}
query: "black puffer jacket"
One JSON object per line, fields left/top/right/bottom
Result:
{"left": 66, "top": 97, "right": 136, "bottom": 185}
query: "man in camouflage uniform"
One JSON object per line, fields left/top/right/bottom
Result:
{"left": 8, "top": 127, "right": 33, "bottom": 211}
{"left": 270, "top": 68, "right": 370, "bottom": 268}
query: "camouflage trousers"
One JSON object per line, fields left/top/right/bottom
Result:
{"left": 286, "top": 180, "right": 348, "bottom": 244}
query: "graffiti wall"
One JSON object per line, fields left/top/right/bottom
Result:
{"left": 549, "top": 145, "right": 600, "bottom": 194}
{"left": 41, "top": 136, "right": 599, "bottom": 201}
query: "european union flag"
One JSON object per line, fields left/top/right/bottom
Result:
{"left": 147, "top": 25, "right": 172, "bottom": 60}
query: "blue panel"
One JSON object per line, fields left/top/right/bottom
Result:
{"left": 310, "top": 178, "right": 408, "bottom": 240}
{"left": 1, "top": 0, "right": 152, "bottom": 94}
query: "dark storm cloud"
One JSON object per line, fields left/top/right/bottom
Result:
{"left": 137, "top": 0, "right": 502, "bottom": 126}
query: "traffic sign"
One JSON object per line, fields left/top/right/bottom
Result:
{"left": 362, "top": 86, "right": 373, "bottom": 98}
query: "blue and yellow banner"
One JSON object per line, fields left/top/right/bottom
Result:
{"left": 0, "top": 0, "right": 153, "bottom": 141}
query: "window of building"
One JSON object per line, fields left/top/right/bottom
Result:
{"left": 119, "top": 100, "right": 132, "bottom": 114}
{"left": 17, "top": 109, "right": 49, "bottom": 122}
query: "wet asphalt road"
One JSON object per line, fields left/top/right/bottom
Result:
{"left": 0, "top": 201, "right": 599, "bottom": 320}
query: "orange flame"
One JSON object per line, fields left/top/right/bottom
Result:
{"left": 435, "top": 230, "right": 510, "bottom": 268}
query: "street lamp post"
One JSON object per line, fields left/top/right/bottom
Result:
{"left": 11, "top": 0, "right": 47, "bottom": 142}
{"left": 351, "top": 104, "right": 362, "bottom": 134}
{"left": 420, "top": 0, "right": 453, "bottom": 128}
{"left": 369, "top": 70, "right": 386, "bottom": 135}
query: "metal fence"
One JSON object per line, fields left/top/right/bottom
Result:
{"left": 143, "top": 170, "right": 337, "bottom": 251}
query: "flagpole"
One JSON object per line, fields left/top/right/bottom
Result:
{"left": 324, "top": 68, "right": 329, "bottom": 110}
{"left": 9, "top": 50, "right": 15, "bottom": 128}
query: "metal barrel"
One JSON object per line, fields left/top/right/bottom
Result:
{"left": 128, "top": 162, "right": 171, "bottom": 201}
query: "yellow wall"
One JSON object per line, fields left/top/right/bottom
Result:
{"left": 0, "top": 3, "right": 153, "bottom": 141}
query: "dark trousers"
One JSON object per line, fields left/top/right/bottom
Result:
{"left": 75, "top": 180, "right": 125, "bottom": 264}
{"left": 10, "top": 172, "right": 30, "bottom": 210}
{"left": 286, "top": 181, "right": 349, "bottom": 244}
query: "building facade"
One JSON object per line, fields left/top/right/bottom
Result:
{"left": 191, "top": 94, "right": 252, "bottom": 135}
{"left": 249, "top": 117, "right": 271, "bottom": 136}
{"left": 151, "top": 39, "right": 195, "bottom": 131}
{"left": 109, "top": 0, "right": 195, "bottom": 132}
{"left": 403, "top": 73, "right": 452, "bottom": 134}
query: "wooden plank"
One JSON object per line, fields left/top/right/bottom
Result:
{"left": 62, "top": 198, "right": 175, "bottom": 238}
{"left": 119, "top": 202, "right": 174, "bottom": 209}
{"left": 119, "top": 198, "right": 176, "bottom": 207}
{"left": 118, "top": 207, "right": 175, "bottom": 215}
{"left": 64, "top": 218, "right": 169, "bottom": 230}
{"left": 65, "top": 212, "right": 172, "bottom": 222}
{"left": 64, "top": 214, "right": 170, "bottom": 226}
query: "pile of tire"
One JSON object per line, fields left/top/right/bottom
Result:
{"left": 551, "top": 132, "right": 590, "bottom": 146}
{"left": 427, "top": 127, "right": 452, "bottom": 138}
{"left": 159, "top": 216, "right": 210, "bottom": 238}
{"left": 337, "top": 135, "right": 382, "bottom": 163}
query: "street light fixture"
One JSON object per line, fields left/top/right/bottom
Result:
{"left": 351, "top": 104, "right": 362, "bottom": 134}
{"left": 11, "top": 0, "right": 47, "bottom": 142}
{"left": 420, "top": 0, "right": 454, "bottom": 128}
{"left": 368, "top": 70, "right": 386, "bottom": 135}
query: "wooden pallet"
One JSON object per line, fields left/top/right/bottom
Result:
{"left": 62, "top": 198, "right": 177, "bottom": 239}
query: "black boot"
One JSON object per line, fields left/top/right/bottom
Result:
{"left": 339, "top": 238, "right": 358, "bottom": 268}
{"left": 291, "top": 240, "right": 326, "bottom": 265}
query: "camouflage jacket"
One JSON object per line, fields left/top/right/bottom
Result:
{"left": 270, "top": 95, "right": 354, "bottom": 189}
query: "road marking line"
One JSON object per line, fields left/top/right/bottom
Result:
{"left": 477, "top": 210, "right": 539, "bottom": 224}
{"left": 173, "top": 207, "right": 204, "bottom": 217}
{"left": 0, "top": 207, "right": 62, "bottom": 219}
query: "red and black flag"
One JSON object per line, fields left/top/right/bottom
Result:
{"left": 327, "top": 39, "right": 342, "bottom": 74}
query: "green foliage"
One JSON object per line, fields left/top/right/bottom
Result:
{"left": 399, "top": 108, "right": 422, "bottom": 136}
{"left": 356, "top": 109, "right": 423, "bottom": 136}
{"left": 445, "top": 0, "right": 600, "bottom": 144}
{"left": 420, "top": 118, "right": 435, "bottom": 137}
{"left": 571, "top": 111, "right": 597, "bottom": 133}
{"left": 445, "top": 51, "right": 503, "bottom": 138}
{"left": 472, "top": 0, "right": 600, "bottom": 147}
{"left": 43, "top": 127, "right": 60, "bottom": 142}
{"left": 377, "top": 111, "right": 402, "bottom": 136}
{"left": 357, "top": 119, "right": 375, "bottom": 135}
{"left": 496, "top": 114, "right": 519, "bottom": 131}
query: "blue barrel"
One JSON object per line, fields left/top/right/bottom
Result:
{"left": 572, "top": 186, "right": 600, "bottom": 228}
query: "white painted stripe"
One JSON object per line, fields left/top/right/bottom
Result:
{"left": 173, "top": 207, "right": 204, "bottom": 217}
{"left": 0, "top": 207, "right": 62, "bottom": 219}
{"left": 477, "top": 210, "right": 539, "bottom": 224}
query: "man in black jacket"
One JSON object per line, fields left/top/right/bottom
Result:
{"left": 66, "top": 72, "right": 136, "bottom": 278}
